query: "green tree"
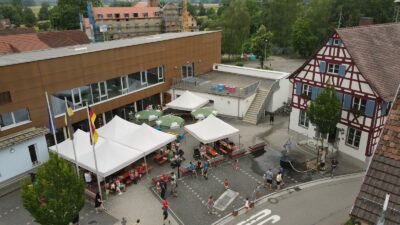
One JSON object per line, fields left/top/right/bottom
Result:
{"left": 198, "top": 2, "right": 206, "bottom": 16}
{"left": 290, "top": 17, "right": 318, "bottom": 57}
{"left": 245, "top": 0, "right": 262, "bottom": 35}
{"left": 220, "top": 0, "right": 250, "bottom": 58}
{"left": 21, "top": 153, "right": 85, "bottom": 225}
{"left": 0, "top": 5, "right": 23, "bottom": 26}
{"left": 23, "top": 0, "right": 36, "bottom": 7}
{"left": 23, "top": 7, "right": 36, "bottom": 27}
{"left": 307, "top": 84, "right": 341, "bottom": 160}
{"left": 251, "top": 25, "right": 273, "bottom": 69}
{"left": 91, "top": 0, "right": 103, "bottom": 7}
{"left": 50, "top": 4, "right": 81, "bottom": 30}
{"left": 38, "top": 2, "right": 49, "bottom": 21}
{"left": 109, "top": 0, "right": 131, "bottom": 7}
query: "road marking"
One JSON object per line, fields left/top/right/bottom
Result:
{"left": 236, "top": 209, "right": 280, "bottom": 225}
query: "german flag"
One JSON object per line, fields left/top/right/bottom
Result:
{"left": 89, "top": 108, "right": 99, "bottom": 145}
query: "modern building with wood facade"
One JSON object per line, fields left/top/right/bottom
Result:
{"left": 0, "top": 31, "right": 220, "bottom": 182}
{"left": 288, "top": 23, "right": 400, "bottom": 163}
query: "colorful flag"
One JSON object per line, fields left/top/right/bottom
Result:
{"left": 47, "top": 106, "right": 56, "bottom": 135}
{"left": 89, "top": 108, "right": 99, "bottom": 145}
{"left": 65, "top": 106, "right": 74, "bottom": 140}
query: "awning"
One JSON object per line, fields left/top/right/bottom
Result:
{"left": 166, "top": 90, "right": 209, "bottom": 111}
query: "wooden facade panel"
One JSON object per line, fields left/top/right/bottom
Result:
{"left": 0, "top": 32, "right": 221, "bottom": 137}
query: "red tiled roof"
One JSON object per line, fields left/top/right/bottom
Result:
{"left": 0, "top": 30, "right": 90, "bottom": 55}
{"left": 0, "top": 27, "right": 36, "bottom": 36}
{"left": 336, "top": 23, "right": 400, "bottom": 102}
{"left": 92, "top": 6, "right": 161, "bottom": 20}
{"left": 351, "top": 87, "right": 400, "bottom": 225}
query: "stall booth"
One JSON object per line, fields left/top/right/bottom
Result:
{"left": 165, "top": 91, "right": 209, "bottom": 117}
{"left": 184, "top": 115, "right": 244, "bottom": 166}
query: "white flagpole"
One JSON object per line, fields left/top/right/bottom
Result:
{"left": 64, "top": 97, "right": 80, "bottom": 176}
{"left": 86, "top": 103, "right": 103, "bottom": 200}
{"left": 45, "top": 91, "right": 59, "bottom": 154}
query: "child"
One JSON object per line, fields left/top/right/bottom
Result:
{"left": 232, "top": 159, "right": 239, "bottom": 171}
{"left": 245, "top": 197, "right": 251, "bottom": 213}
{"left": 223, "top": 179, "right": 229, "bottom": 190}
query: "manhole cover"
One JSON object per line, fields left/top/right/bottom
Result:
{"left": 268, "top": 198, "right": 279, "bottom": 204}
{"left": 214, "top": 189, "right": 239, "bottom": 211}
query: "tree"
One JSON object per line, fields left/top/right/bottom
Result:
{"left": 21, "top": 153, "right": 85, "bottom": 225}
{"left": 219, "top": 0, "right": 250, "bottom": 58}
{"left": 0, "top": 5, "right": 23, "bottom": 26}
{"left": 23, "top": 0, "right": 36, "bottom": 7}
{"left": 245, "top": 0, "right": 262, "bottom": 35}
{"left": 109, "top": 0, "right": 131, "bottom": 7}
{"left": 307, "top": 84, "right": 341, "bottom": 161}
{"left": 198, "top": 2, "right": 206, "bottom": 16}
{"left": 290, "top": 17, "right": 318, "bottom": 57}
{"left": 50, "top": 4, "right": 81, "bottom": 30}
{"left": 91, "top": 0, "right": 103, "bottom": 7}
{"left": 251, "top": 25, "right": 273, "bottom": 69}
{"left": 38, "top": 2, "right": 49, "bottom": 21}
{"left": 23, "top": 7, "right": 36, "bottom": 27}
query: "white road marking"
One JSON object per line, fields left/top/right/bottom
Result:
{"left": 236, "top": 209, "right": 280, "bottom": 225}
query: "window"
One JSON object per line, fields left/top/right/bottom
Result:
{"left": 117, "top": 24, "right": 121, "bottom": 32}
{"left": 124, "top": 13, "right": 129, "bottom": 18}
{"left": 97, "top": 14, "right": 103, "bottom": 19}
{"left": 327, "top": 64, "right": 339, "bottom": 74}
{"left": 155, "top": 11, "right": 162, "bottom": 16}
{"left": 140, "top": 71, "right": 147, "bottom": 85}
{"left": 302, "top": 84, "right": 312, "bottom": 98}
{"left": 158, "top": 66, "right": 164, "bottom": 82}
{"left": 353, "top": 97, "right": 367, "bottom": 112}
{"left": 299, "top": 110, "right": 309, "bottom": 128}
{"left": 107, "top": 13, "right": 112, "bottom": 19}
{"left": 115, "top": 13, "right": 120, "bottom": 18}
{"left": 28, "top": 144, "right": 39, "bottom": 165}
{"left": 143, "top": 12, "right": 148, "bottom": 18}
{"left": 133, "top": 13, "right": 138, "bottom": 18}
{"left": 97, "top": 81, "right": 108, "bottom": 101}
{"left": 121, "top": 76, "right": 129, "bottom": 94}
{"left": 333, "top": 39, "right": 341, "bottom": 45}
{"left": 0, "top": 108, "right": 30, "bottom": 129}
{"left": 182, "top": 63, "right": 194, "bottom": 79}
{"left": 346, "top": 127, "right": 361, "bottom": 148}
{"left": 0, "top": 91, "right": 11, "bottom": 105}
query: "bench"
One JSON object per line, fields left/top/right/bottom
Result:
{"left": 248, "top": 142, "right": 267, "bottom": 153}
{"left": 229, "top": 149, "right": 247, "bottom": 158}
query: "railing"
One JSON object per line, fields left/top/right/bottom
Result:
{"left": 256, "top": 80, "right": 280, "bottom": 124}
{"left": 172, "top": 77, "right": 259, "bottom": 99}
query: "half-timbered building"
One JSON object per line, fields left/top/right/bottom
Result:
{"left": 288, "top": 23, "right": 400, "bottom": 162}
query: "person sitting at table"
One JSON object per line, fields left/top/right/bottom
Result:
{"left": 137, "top": 165, "right": 145, "bottom": 177}
{"left": 187, "top": 161, "right": 197, "bottom": 177}
{"left": 196, "top": 160, "right": 203, "bottom": 172}
{"left": 115, "top": 178, "right": 125, "bottom": 194}
{"left": 178, "top": 149, "right": 185, "bottom": 160}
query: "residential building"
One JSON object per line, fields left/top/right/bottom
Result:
{"left": 0, "top": 32, "right": 220, "bottom": 184}
{"left": 0, "top": 30, "right": 90, "bottom": 55}
{"left": 350, "top": 87, "right": 400, "bottom": 225}
{"left": 288, "top": 23, "right": 400, "bottom": 163}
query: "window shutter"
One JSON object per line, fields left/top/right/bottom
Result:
{"left": 319, "top": 61, "right": 326, "bottom": 73}
{"left": 311, "top": 87, "right": 319, "bottom": 100}
{"left": 295, "top": 82, "right": 302, "bottom": 96}
{"left": 381, "top": 101, "right": 388, "bottom": 116}
{"left": 365, "top": 100, "right": 375, "bottom": 117}
{"left": 338, "top": 65, "right": 346, "bottom": 77}
{"left": 337, "top": 39, "right": 342, "bottom": 45}
{"left": 343, "top": 94, "right": 352, "bottom": 110}
{"left": 336, "top": 92, "right": 343, "bottom": 102}
{"left": 328, "top": 38, "right": 333, "bottom": 45}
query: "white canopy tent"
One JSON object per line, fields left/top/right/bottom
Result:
{"left": 166, "top": 90, "right": 209, "bottom": 111}
{"left": 97, "top": 116, "right": 140, "bottom": 140}
{"left": 49, "top": 129, "right": 144, "bottom": 178}
{"left": 184, "top": 115, "right": 239, "bottom": 144}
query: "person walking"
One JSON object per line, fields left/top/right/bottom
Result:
{"left": 160, "top": 179, "right": 167, "bottom": 199}
{"left": 245, "top": 197, "right": 251, "bottom": 213}
{"left": 94, "top": 192, "right": 106, "bottom": 212}
{"left": 264, "top": 169, "right": 274, "bottom": 191}
{"left": 170, "top": 172, "right": 177, "bottom": 196}
{"left": 232, "top": 159, "right": 239, "bottom": 171}
{"left": 203, "top": 160, "right": 209, "bottom": 180}
{"left": 276, "top": 172, "right": 283, "bottom": 190}
{"left": 223, "top": 179, "right": 230, "bottom": 190}
{"left": 207, "top": 196, "right": 216, "bottom": 214}
{"left": 269, "top": 113, "right": 274, "bottom": 125}
{"left": 162, "top": 207, "right": 170, "bottom": 225}
{"left": 331, "top": 158, "right": 339, "bottom": 177}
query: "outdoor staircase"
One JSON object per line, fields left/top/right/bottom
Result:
{"left": 243, "top": 89, "right": 269, "bottom": 125}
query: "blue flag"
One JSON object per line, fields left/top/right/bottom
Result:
{"left": 47, "top": 106, "right": 56, "bottom": 135}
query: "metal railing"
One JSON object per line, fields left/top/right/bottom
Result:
{"left": 172, "top": 77, "right": 259, "bottom": 99}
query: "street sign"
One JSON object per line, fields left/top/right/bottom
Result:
{"left": 100, "top": 25, "right": 108, "bottom": 33}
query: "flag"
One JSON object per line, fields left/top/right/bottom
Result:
{"left": 47, "top": 106, "right": 56, "bottom": 135}
{"left": 65, "top": 106, "right": 74, "bottom": 140}
{"left": 89, "top": 108, "right": 99, "bottom": 144}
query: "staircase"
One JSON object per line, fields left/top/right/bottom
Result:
{"left": 243, "top": 89, "right": 269, "bottom": 125}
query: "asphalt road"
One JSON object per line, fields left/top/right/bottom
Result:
{"left": 222, "top": 175, "right": 363, "bottom": 225}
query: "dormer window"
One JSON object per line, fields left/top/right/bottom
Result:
{"left": 327, "top": 64, "right": 339, "bottom": 74}
{"left": 143, "top": 12, "right": 148, "bottom": 18}
{"left": 115, "top": 13, "right": 120, "bottom": 18}
{"left": 333, "top": 38, "right": 341, "bottom": 46}
{"left": 133, "top": 13, "right": 138, "bottom": 18}
{"left": 124, "top": 13, "right": 129, "bottom": 18}
{"left": 97, "top": 14, "right": 103, "bottom": 19}
{"left": 107, "top": 13, "right": 112, "bottom": 19}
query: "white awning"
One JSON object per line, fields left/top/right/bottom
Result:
{"left": 166, "top": 90, "right": 209, "bottom": 111}
{"left": 184, "top": 115, "right": 239, "bottom": 144}
{"left": 97, "top": 115, "right": 140, "bottom": 140}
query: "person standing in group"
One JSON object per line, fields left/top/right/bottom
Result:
{"left": 223, "top": 179, "right": 230, "bottom": 190}
{"left": 94, "top": 192, "right": 105, "bottom": 212}
{"left": 232, "top": 159, "right": 239, "bottom": 171}
{"left": 207, "top": 196, "right": 216, "bottom": 214}
{"left": 160, "top": 179, "right": 167, "bottom": 199}
{"left": 278, "top": 167, "right": 285, "bottom": 187}
{"left": 331, "top": 158, "right": 339, "bottom": 177}
{"left": 245, "top": 197, "right": 251, "bottom": 213}
{"left": 163, "top": 199, "right": 169, "bottom": 210}
{"left": 203, "top": 160, "right": 210, "bottom": 180}
{"left": 269, "top": 113, "right": 274, "bottom": 125}
{"left": 162, "top": 207, "right": 170, "bottom": 225}
{"left": 276, "top": 171, "right": 283, "bottom": 190}
{"left": 264, "top": 169, "right": 274, "bottom": 191}
{"left": 170, "top": 172, "right": 177, "bottom": 196}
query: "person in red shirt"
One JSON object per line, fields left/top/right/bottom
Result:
{"left": 223, "top": 179, "right": 229, "bottom": 190}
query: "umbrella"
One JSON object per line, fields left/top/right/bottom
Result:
{"left": 156, "top": 115, "right": 184, "bottom": 129}
{"left": 135, "top": 110, "right": 162, "bottom": 121}
{"left": 191, "top": 106, "right": 218, "bottom": 120}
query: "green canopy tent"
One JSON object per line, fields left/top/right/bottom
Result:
{"left": 135, "top": 110, "right": 162, "bottom": 122}
{"left": 156, "top": 114, "right": 184, "bottom": 130}
{"left": 191, "top": 106, "right": 218, "bottom": 120}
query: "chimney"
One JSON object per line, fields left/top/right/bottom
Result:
{"left": 359, "top": 17, "right": 374, "bottom": 26}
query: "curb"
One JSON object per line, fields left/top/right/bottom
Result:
{"left": 211, "top": 172, "right": 365, "bottom": 225}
